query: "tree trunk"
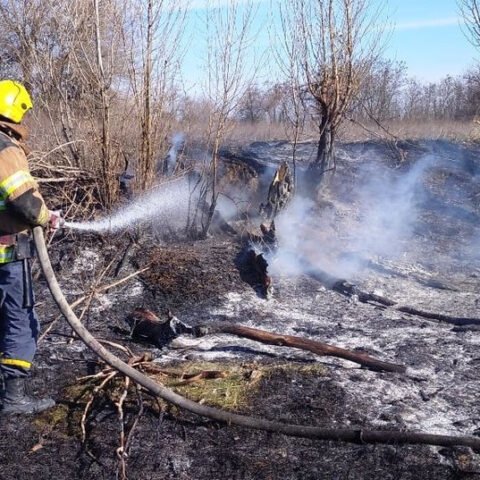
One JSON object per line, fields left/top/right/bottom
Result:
{"left": 305, "top": 117, "right": 336, "bottom": 195}
{"left": 315, "top": 118, "right": 335, "bottom": 174}
{"left": 140, "top": 0, "right": 154, "bottom": 190}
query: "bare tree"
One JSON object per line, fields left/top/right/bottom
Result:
{"left": 459, "top": 0, "right": 480, "bottom": 120}
{"left": 123, "top": 0, "right": 187, "bottom": 190}
{"left": 263, "top": 83, "right": 289, "bottom": 123}
{"left": 463, "top": 66, "right": 480, "bottom": 118}
{"left": 92, "top": 0, "right": 115, "bottom": 206}
{"left": 193, "top": 0, "right": 258, "bottom": 237}
{"left": 459, "top": 0, "right": 480, "bottom": 47}
{"left": 236, "top": 85, "right": 267, "bottom": 123}
{"left": 277, "top": 0, "right": 385, "bottom": 181}
{"left": 274, "top": 13, "right": 307, "bottom": 186}
{"left": 355, "top": 59, "right": 406, "bottom": 122}
{"left": 0, "top": 0, "right": 130, "bottom": 206}
{"left": 0, "top": 0, "right": 187, "bottom": 208}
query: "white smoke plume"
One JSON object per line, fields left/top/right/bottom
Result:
{"left": 163, "top": 133, "right": 186, "bottom": 176}
{"left": 269, "top": 155, "right": 436, "bottom": 280}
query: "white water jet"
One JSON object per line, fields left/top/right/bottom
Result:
{"left": 65, "top": 178, "right": 197, "bottom": 233}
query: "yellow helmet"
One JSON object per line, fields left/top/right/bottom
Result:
{"left": 0, "top": 80, "right": 33, "bottom": 123}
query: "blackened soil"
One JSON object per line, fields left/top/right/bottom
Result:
{"left": 139, "top": 239, "right": 249, "bottom": 312}
{"left": 0, "top": 139, "right": 479, "bottom": 480}
{"left": 0, "top": 360, "right": 461, "bottom": 480}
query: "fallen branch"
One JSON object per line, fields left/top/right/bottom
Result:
{"left": 33, "top": 227, "right": 480, "bottom": 451}
{"left": 37, "top": 177, "right": 79, "bottom": 183}
{"left": 395, "top": 306, "right": 480, "bottom": 326}
{"left": 115, "top": 376, "right": 130, "bottom": 480}
{"left": 81, "top": 371, "right": 116, "bottom": 442}
{"left": 97, "top": 267, "right": 150, "bottom": 293}
{"left": 307, "top": 264, "right": 480, "bottom": 327}
{"left": 126, "top": 308, "right": 405, "bottom": 373}
{"left": 114, "top": 237, "right": 136, "bottom": 278}
{"left": 193, "top": 323, "right": 406, "bottom": 373}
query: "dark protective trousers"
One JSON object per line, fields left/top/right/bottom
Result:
{"left": 0, "top": 260, "right": 38, "bottom": 379}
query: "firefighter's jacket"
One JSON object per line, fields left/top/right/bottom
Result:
{"left": 0, "top": 121, "right": 49, "bottom": 263}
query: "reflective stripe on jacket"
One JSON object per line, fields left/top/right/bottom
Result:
{"left": 0, "top": 245, "right": 15, "bottom": 263}
{"left": 0, "top": 170, "right": 36, "bottom": 198}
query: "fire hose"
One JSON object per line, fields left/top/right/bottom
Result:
{"left": 32, "top": 226, "right": 480, "bottom": 451}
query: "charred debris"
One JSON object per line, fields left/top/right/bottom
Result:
{"left": 219, "top": 147, "right": 480, "bottom": 328}
{"left": 33, "top": 139, "right": 480, "bottom": 478}
{"left": 58, "top": 137, "right": 480, "bottom": 376}
{"left": 121, "top": 142, "right": 480, "bottom": 377}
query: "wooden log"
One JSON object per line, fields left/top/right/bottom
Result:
{"left": 194, "top": 323, "right": 406, "bottom": 374}
{"left": 125, "top": 309, "right": 405, "bottom": 373}
{"left": 306, "top": 262, "right": 480, "bottom": 326}
{"left": 396, "top": 306, "right": 480, "bottom": 326}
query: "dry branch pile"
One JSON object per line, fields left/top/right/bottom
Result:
{"left": 30, "top": 154, "right": 102, "bottom": 218}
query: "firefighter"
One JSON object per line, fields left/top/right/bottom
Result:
{"left": 0, "top": 79, "right": 61, "bottom": 414}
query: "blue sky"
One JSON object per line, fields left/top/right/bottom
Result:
{"left": 181, "top": 0, "right": 478, "bottom": 89}
{"left": 386, "top": 0, "right": 477, "bottom": 81}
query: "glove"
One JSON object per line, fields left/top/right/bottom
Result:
{"left": 49, "top": 210, "right": 65, "bottom": 230}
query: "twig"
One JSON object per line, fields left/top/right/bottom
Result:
{"left": 81, "top": 371, "right": 117, "bottom": 443}
{"left": 115, "top": 376, "right": 131, "bottom": 480}
{"left": 114, "top": 237, "right": 136, "bottom": 278}
{"left": 38, "top": 267, "right": 150, "bottom": 344}
{"left": 30, "top": 140, "right": 86, "bottom": 163}
{"left": 98, "top": 339, "right": 134, "bottom": 357}
{"left": 38, "top": 295, "right": 88, "bottom": 343}
{"left": 95, "top": 267, "right": 150, "bottom": 294}
{"left": 37, "top": 177, "right": 79, "bottom": 183}
{"left": 124, "top": 385, "right": 144, "bottom": 453}
{"left": 67, "top": 291, "right": 95, "bottom": 344}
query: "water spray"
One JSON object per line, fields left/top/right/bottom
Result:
{"left": 64, "top": 178, "right": 197, "bottom": 233}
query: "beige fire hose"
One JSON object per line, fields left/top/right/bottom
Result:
{"left": 32, "top": 226, "right": 480, "bottom": 450}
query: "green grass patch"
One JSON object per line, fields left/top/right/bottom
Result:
{"left": 152, "top": 361, "right": 328, "bottom": 411}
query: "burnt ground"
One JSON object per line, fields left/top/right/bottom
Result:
{"left": 1, "top": 139, "right": 480, "bottom": 479}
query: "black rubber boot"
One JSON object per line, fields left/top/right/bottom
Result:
{"left": 1, "top": 377, "right": 55, "bottom": 415}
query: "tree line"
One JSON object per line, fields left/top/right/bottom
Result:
{"left": 233, "top": 61, "right": 480, "bottom": 125}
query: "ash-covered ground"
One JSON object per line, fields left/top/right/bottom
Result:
{"left": 0, "top": 139, "right": 479, "bottom": 480}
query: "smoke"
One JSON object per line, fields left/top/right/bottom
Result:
{"left": 215, "top": 183, "right": 256, "bottom": 222}
{"left": 65, "top": 177, "right": 198, "bottom": 233}
{"left": 215, "top": 193, "right": 241, "bottom": 222}
{"left": 269, "top": 155, "right": 435, "bottom": 280}
{"left": 351, "top": 156, "right": 434, "bottom": 256}
{"left": 162, "top": 133, "right": 186, "bottom": 177}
